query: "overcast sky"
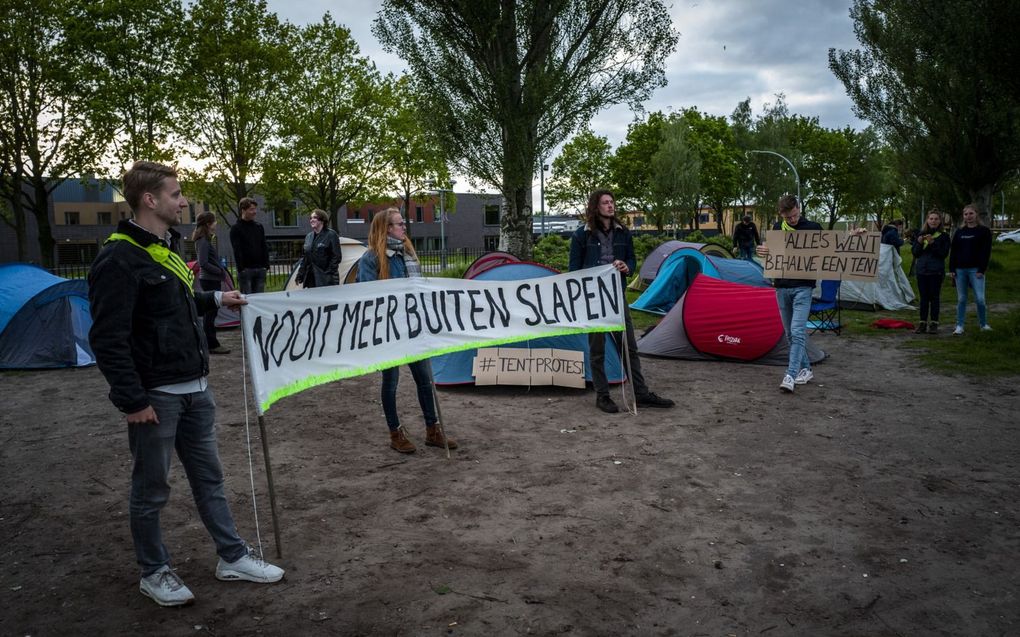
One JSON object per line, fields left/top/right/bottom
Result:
{"left": 266, "top": 0, "right": 867, "bottom": 196}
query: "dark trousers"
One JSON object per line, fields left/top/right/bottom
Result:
{"left": 199, "top": 278, "right": 221, "bottom": 348}
{"left": 588, "top": 305, "right": 648, "bottom": 397}
{"left": 916, "top": 273, "right": 944, "bottom": 322}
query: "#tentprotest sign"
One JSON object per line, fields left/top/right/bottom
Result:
{"left": 240, "top": 265, "right": 625, "bottom": 413}
{"left": 762, "top": 230, "right": 880, "bottom": 281}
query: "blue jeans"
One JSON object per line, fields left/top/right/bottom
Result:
{"left": 381, "top": 360, "right": 438, "bottom": 431}
{"left": 238, "top": 267, "right": 267, "bottom": 294}
{"left": 777, "top": 286, "right": 813, "bottom": 379}
{"left": 954, "top": 268, "right": 987, "bottom": 327}
{"left": 129, "top": 388, "right": 246, "bottom": 576}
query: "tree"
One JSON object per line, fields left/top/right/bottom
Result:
{"left": 268, "top": 14, "right": 396, "bottom": 228}
{"left": 69, "top": 0, "right": 185, "bottom": 172}
{"left": 610, "top": 111, "right": 668, "bottom": 218}
{"left": 830, "top": 0, "right": 1020, "bottom": 221}
{"left": 649, "top": 118, "right": 700, "bottom": 233}
{"left": 545, "top": 129, "right": 613, "bottom": 216}
{"left": 178, "top": 0, "right": 296, "bottom": 220}
{"left": 383, "top": 75, "right": 451, "bottom": 223}
{"left": 374, "top": 0, "right": 678, "bottom": 260}
{"left": 798, "top": 120, "right": 854, "bottom": 230}
{"left": 0, "top": 0, "right": 108, "bottom": 266}
{"left": 746, "top": 95, "right": 801, "bottom": 223}
{"left": 679, "top": 108, "right": 739, "bottom": 232}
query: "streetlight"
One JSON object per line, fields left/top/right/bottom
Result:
{"left": 748, "top": 149, "right": 801, "bottom": 212}
{"left": 540, "top": 162, "right": 549, "bottom": 237}
{"left": 426, "top": 178, "right": 456, "bottom": 270}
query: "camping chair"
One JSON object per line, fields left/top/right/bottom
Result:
{"left": 809, "top": 280, "right": 841, "bottom": 335}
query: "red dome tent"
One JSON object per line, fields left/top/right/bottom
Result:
{"left": 637, "top": 274, "right": 826, "bottom": 365}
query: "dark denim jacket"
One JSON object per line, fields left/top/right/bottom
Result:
{"left": 568, "top": 221, "right": 636, "bottom": 283}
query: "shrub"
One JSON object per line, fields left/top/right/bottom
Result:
{"left": 532, "top": 234, "right": 570, "bottom": 272}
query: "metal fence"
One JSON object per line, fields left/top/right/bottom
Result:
{"left": 48, "top": 248, "right": 494, "bottom": 283}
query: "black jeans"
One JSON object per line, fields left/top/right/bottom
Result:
{"left": 588, "top": 305, "right": 648, "bottom": 397}
{"left": 199, "top": 279, "right": 222, "bottom": 348}
{"left": 916, "top": 273, "right": 944, "bottom": 322}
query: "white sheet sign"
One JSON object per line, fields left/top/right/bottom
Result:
{"left": 240, "top": 265, "right": 624, "bottom": 413}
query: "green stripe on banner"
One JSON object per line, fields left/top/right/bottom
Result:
{"left": 258, "top": 324, "right": 624, "bottom": 413}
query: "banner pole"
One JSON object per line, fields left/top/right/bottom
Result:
{"left": 425, "top": 359, "right": 451, "bottom": 459}
{"left": 616, "top": 270, "right": 638, "bottom": 415}
{"left": 257, "top": 414, "right": 284, "bottom": 558}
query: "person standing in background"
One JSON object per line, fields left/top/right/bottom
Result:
{"left": 229, "top": 197, "right": 269, "bottom": 294}
{"left": 192, "top": 212, "right": 230, "bottom": 354}
{"left": 949, "top": 204, "right": 993, "bottom": 334}
{"left": 296, "top": 209, "right": 342, "bottom": 288}
{"left": 732, "top": 214, "right": 761, "bottom": 261}
{"left": 911, "top": 209, "right": 951, "bottom": 334}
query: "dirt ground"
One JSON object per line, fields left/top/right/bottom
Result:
{"left": 1, "top": 328, "right": 1018, "bottom": 637}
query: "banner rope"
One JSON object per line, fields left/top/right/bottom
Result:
{"left": 239, "top": 320, "right": 265, "bottom": 558}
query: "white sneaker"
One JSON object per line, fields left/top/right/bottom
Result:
{"left": 794, "top": 369, "right": 814, "bottom": 385}
{"left": 140, "top": 565, "right": 195, "bottom": 606}
{"left": 780, "top": 374, "right": 795, "bottom": 393}
{"left": 216, "top": 549, "right": 285, "bottom": 583}
{"left": 953, "top": 326, "right": 964, "bottom": 335}
{"left": 980, "top": 324, "right": 992, "bottom": 331}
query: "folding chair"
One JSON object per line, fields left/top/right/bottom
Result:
{"left": 809, "top": 280, "right": 841, "bottom": 335}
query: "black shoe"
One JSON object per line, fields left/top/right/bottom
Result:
{"left": 209, "top": 346, "right": 231, "bottom": 355}
{"left": 636, "top": 392, "right": 675, "bottom": 408}
{"left": 595, "top": 394, "right": 619, "bottom": 414}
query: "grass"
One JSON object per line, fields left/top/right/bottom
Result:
{"left": 628, "top": 242, "right": 1020, "bottom": 377}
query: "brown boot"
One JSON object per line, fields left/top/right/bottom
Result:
{"left": 389, "top": 427, "right": 416, "bottom": 453}
{"left": 425, "top": 425, "right": 458, "bottom": 450}
{"left": 927, "top": 321, "right": 939, "bottom": 334}
{"left": 913, "top": 321, "right": 927, "bottom": 334}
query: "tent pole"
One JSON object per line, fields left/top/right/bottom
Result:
{"left": 425, "top": 359, "right": 451, "bottom": 459}
{"left": 257, "top": 414, "right": 284, "bottom": 558}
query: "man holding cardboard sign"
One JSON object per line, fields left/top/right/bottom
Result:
{"left": 756, "top": 194, "right": 822, "bottom": 393}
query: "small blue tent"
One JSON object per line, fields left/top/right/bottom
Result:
{"left": 431, "top": 261, "right": 624, "bottom": 385}
{"left": 630, "top": 248, "right": 768, "bottom": 315}
{"left": 0, "top": 263, "right": 95, "bottom": 369}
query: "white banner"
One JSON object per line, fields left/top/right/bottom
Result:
{"left": 240, "top": 265, "right": 625, "bottom": 413}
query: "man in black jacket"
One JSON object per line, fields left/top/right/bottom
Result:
{"left": 732, "top": 214, "right": 760, "bottom": 261}
{"left": 89, "top": 161, "right": 283, "bottom": 607}
{"left": 229, "top": 197, "right": 270, "bottom": 294}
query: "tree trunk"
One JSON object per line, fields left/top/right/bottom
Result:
{"left": 31, "top": 181, "right": 55, "bottom": 268}
{"left": 969, "top": 183, "right": 994, "bottom": 225}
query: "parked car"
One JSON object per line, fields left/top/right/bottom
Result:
{"left": 995, "top": 228, "right": 1020, "bottom": 243}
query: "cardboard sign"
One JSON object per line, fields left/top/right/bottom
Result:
{"left": 472, "top": 347, "right": 586, "bottom": 388}
{"left": 762, "top": 230, "right": 880, "bottom": 281}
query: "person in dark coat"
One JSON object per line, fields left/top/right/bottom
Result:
{"left": 732, "top": 214, "right": 761, "bottom": 261}
{"left": 910, "top": 209, "right": 951, "bottom": 334}
{"left": 89, "top": 161, "right": 283, "bottom": 607}
{"left": 192, "top": 212, "right": 229, "bottom": 353}
{"left": 881, "top": 219, "right": 905, "bottom": 249}
{"left": 296, "top": 209, "right": 342, "bottom": 288}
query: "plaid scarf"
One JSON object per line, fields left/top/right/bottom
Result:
{"left": 388, "top": 237, "right": 422, "bottom": 278}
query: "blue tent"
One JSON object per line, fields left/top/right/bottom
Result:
{"left": 0, "top": 263, "right": 95, "bottom": 369}
{"left": 431, "top": 261, "right": 624, "bottom": 385}
{"left": 631, "top": 248, "right": 768, "bottom": 315}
